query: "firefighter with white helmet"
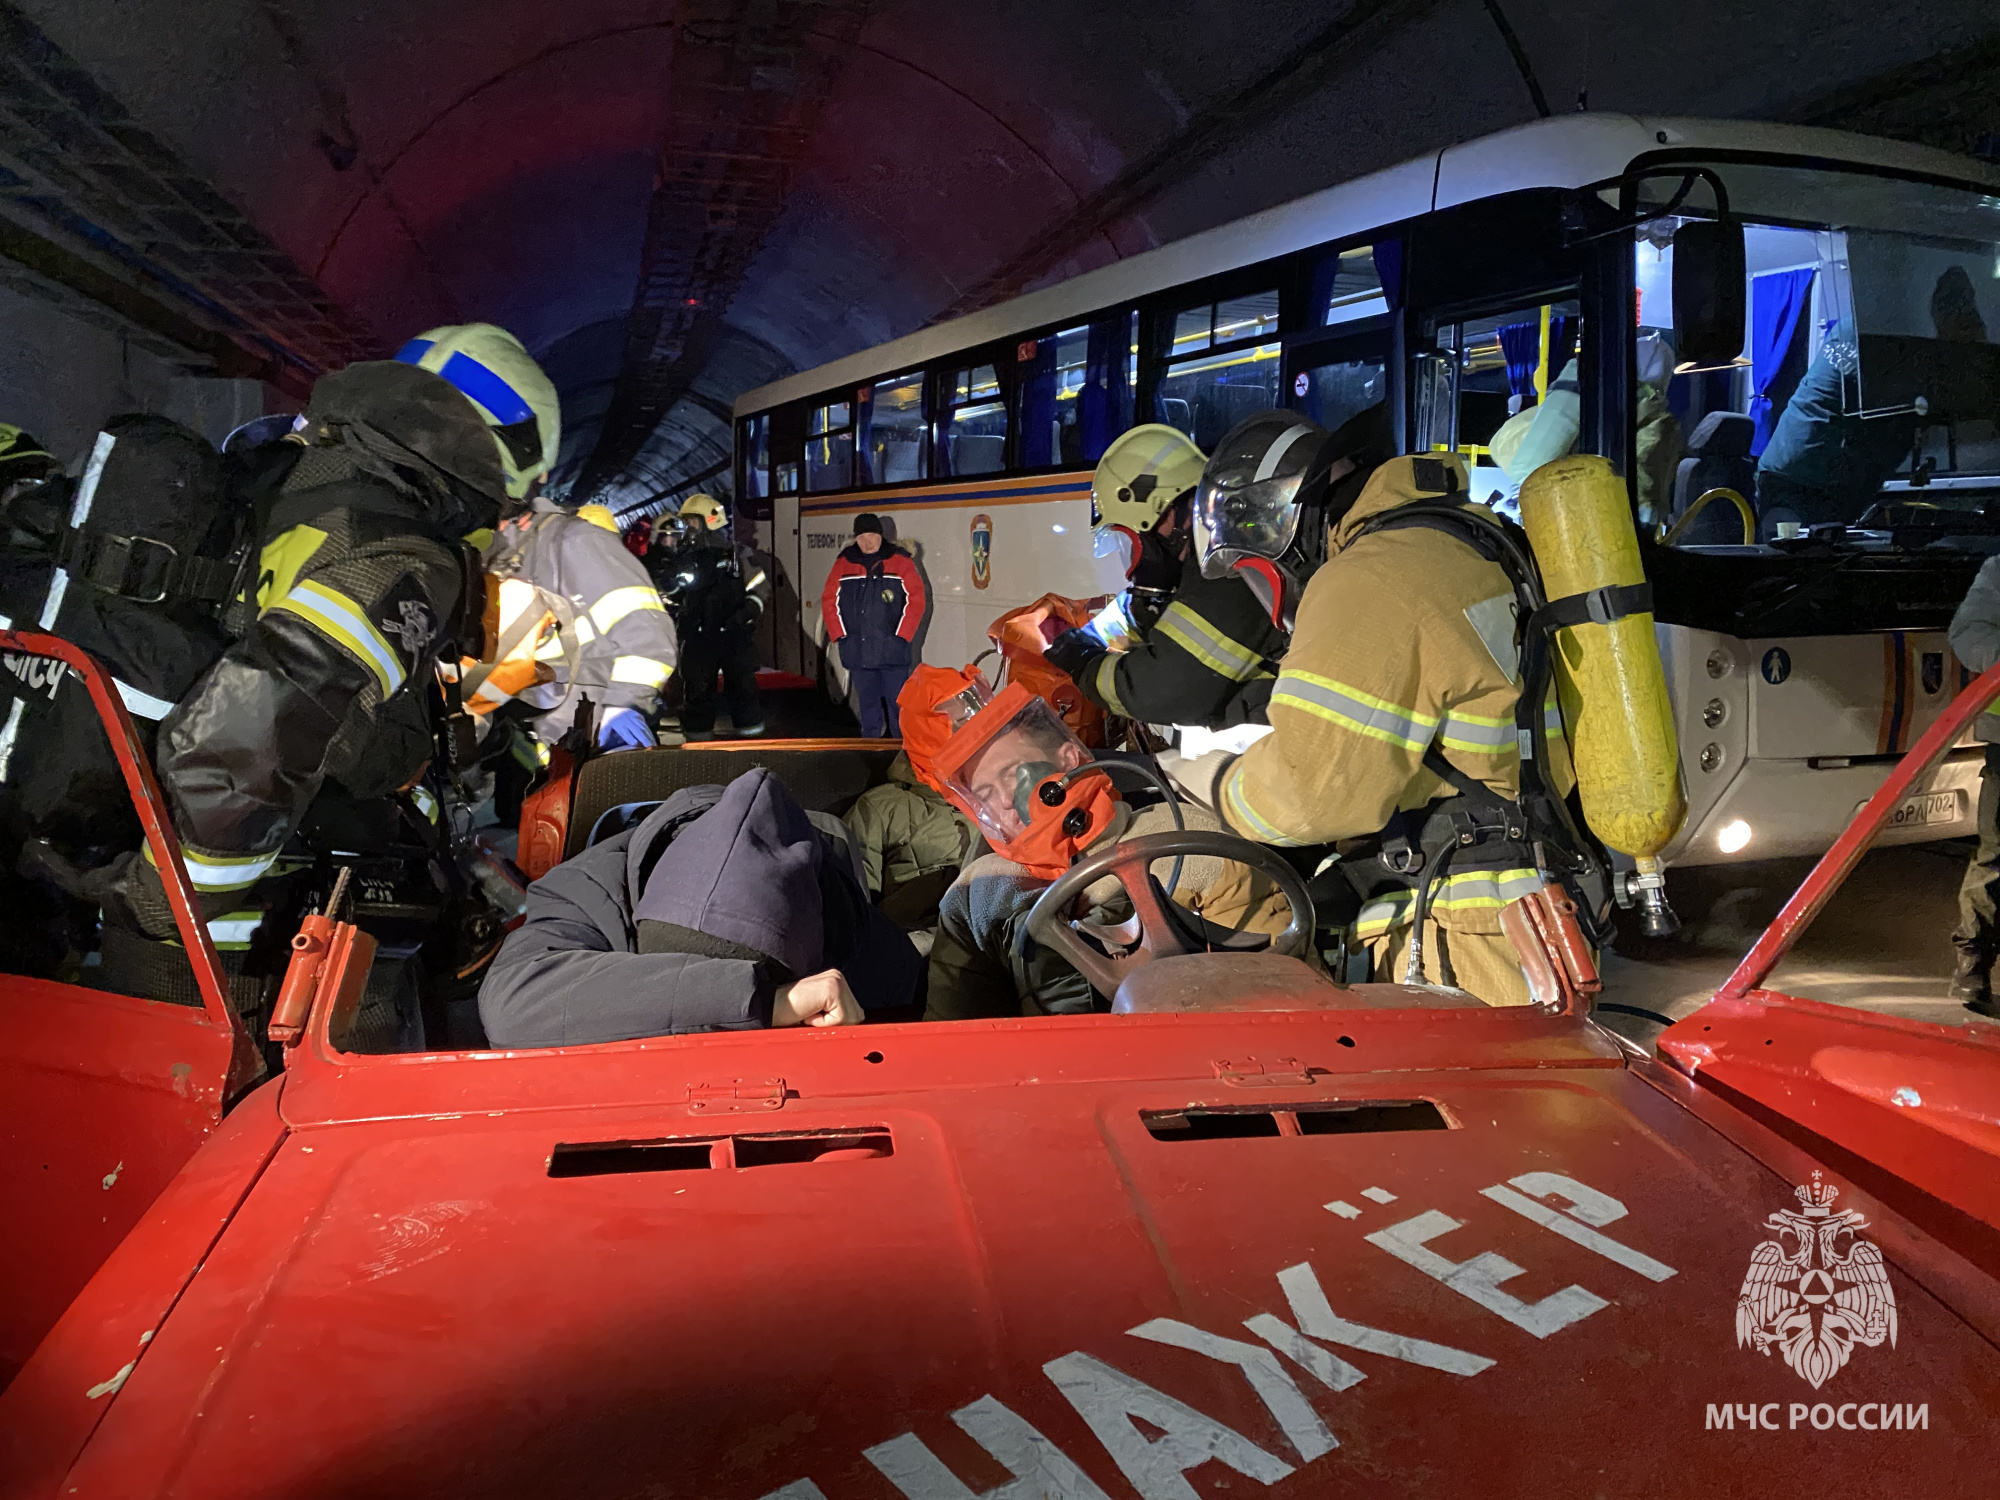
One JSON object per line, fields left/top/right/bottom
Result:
{"left": 663, "top": 493, "right": 767, "bottom": 739}
{"left": 433, "top": 329, "right": 677, "bottom": 753}
{"left": 1044, "top": 424, "right": 1286, "bottom": 737}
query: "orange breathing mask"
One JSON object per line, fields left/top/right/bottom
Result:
{"left": 930, "top": 683, "right": 1119, "bottom": 879}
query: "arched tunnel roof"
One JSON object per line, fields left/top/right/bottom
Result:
{"left": 4, "top": 0, "right": 1998, "bottom": 509}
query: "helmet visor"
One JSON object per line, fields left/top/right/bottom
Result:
{"left": 1193, "top": 469, "right": 1305, "bottom": 579}
{"left": 939, "top": 692, "right": 1094, "bottom": 845}
{"left": 1093, "top": 524, "right": 1138, "bottom": 580}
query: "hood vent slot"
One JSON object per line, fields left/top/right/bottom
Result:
{"left": 549, "top": 1128, "right": 893, "bottom": 1178}
{"left": 1143, "top": 1101, "right": 1447, "bottom": 1141}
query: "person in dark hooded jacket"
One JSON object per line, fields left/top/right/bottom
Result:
{"left": 479, "top": 767, "right": 921, "bottom": 1045}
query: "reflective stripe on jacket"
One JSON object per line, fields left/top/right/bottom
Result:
{"left": 1216, "top": 455, "right": 1574, "bottom": 949}
{"left": 1081, "top": 554, "right": 1283, "bottom": 729}
{"left": 484, "top": 507, "right": 678, "bottom": 738}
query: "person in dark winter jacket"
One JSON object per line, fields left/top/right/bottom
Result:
{"left": 480, "top": 768, "right": 921, "bottom": 1045}
{"left": 820, "top": 513, "right": 927, "bottom": 737}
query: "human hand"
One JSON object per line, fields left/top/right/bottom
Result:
{"left": 770, "top": 968, "right": 864, "bottom": 1027}
{"left": 1043, "top": 625, "right": 1108, "bottom": 681}
{"left": 597, "top": 706, "right": 655, "bottom": 750}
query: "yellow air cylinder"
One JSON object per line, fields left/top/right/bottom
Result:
{"left": 1518, "top": 455, "right": 1686, "bottom": 858}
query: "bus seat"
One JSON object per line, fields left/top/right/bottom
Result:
{"left": 563, "top": 745, "right": 903, "bottom": 862}
{"left": 1671, "top": 411, "right": 1759, "bottom": 543}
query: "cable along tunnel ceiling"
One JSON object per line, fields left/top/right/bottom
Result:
{"left": 4, "top": 0, "right": 1998, "bottom": 506}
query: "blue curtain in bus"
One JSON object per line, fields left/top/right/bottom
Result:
{"left": 1497, "top": 321, "right": 1539, "bottom": 404}
{"left": 1548, "top": 314, "right": 1579, "bottom": 378}
{"left": 1020, "top": 339, "right": 1059, "bottom": 467}
{"left": 1081, "top": 315, "right": 1130, "bottom": 462}
{"left": 1748, "top": 268, "right": 1816, "bottom": 455}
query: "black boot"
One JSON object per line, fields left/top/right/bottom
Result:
{"left": 1951, "top": 949, "right": 1996, "bottom": 1015}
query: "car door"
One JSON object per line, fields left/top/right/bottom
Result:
{"left": 0, "top": 630, "right": 258, "bottom": 1388}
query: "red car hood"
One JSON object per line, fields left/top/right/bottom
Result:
{"left": 48, "top": 1008, "right": 2000, "bottom": 1498}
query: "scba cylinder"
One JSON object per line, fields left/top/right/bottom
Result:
{"left": 1519, "top": 455, "right": 1686, "bottom": 858}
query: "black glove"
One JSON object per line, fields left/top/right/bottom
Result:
{"left": 1044, "top": 625, "right": 1109, "bottom": 682}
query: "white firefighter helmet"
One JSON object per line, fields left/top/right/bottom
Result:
{"left": 1091, "top": 424, "right": 1206, "bottom": 537}
{"left": 396, "top": 323, "right": 560, "bottom": 501}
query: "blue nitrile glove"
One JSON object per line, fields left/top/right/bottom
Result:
{"left": 597, "top": 707, "right": 655, "bottom": 751}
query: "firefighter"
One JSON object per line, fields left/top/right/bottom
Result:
{"left": 95, "top": 325, "right": 557, "bottom": 1046}
{"left": 1175, "top": 408, "right": 1568, "bottom": 1007}
{"left": 1045, "top": 424, "right": 1281, "bottom": 737}
{"left": 664, "top": 493, "right": 766, "bottom": 741}
{"left": 477, "top": 483, "right": 678, "bottom": 751}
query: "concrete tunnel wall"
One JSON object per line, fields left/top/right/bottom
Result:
{"left": 5, "top": 0, "right": 1999, "bottom": 491}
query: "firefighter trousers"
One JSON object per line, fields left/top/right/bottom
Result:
{"left": 680, "top": 628, "right": 763, "bottom": 735}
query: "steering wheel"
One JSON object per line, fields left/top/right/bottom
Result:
{"left": 1024, "top": 830, "right": 1315, "bottom": 999}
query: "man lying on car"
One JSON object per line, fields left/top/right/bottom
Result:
{"left": 478, "top": 768, "right": 920, "bottom": 1045}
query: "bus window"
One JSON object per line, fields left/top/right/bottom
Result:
{"left": 1015, "top": 311, "right": 1138, "bottom": 469}
{"left": 859, "top": 374, "right": 925, "bottom": 485}
{"left": 938, "top": 362, "right": 1007, "bottom": 477}
{"left": 1426, "top": 299, "right": 1582, "bottom": 515}
{"left": 1292, "top": 352, "right": 1387, "bottom": 432}
{"left": 1320, "top": 246, "right": 1390, "bottom": 327}
{"left": 807, "top": 399, "right": 854, "bottom": 492}
{"left": 1153, "top": 288, "right": 1283, "bottom": 450}
{"left": 738, "top": 415, "right": 771, "bottom": 500}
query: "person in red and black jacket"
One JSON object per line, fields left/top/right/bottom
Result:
{"left": 820, "top": 513, "right": 928, "bottom": 737}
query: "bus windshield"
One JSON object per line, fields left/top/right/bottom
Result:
{"left": 1636, "top": 161, "right": 2000, "bottom": 546}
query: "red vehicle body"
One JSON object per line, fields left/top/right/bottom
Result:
{"left": 0, "top": 630, "right": 1995, "bottom": 1498}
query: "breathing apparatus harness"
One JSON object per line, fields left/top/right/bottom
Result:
{"left": 1345, "top": 461, "right": 1650, "bottom": 979}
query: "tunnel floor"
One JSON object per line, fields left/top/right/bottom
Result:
{"left": 1595, "top": 839, "right": 1987, "bottom": 1044}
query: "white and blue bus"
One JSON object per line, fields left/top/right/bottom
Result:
{"left": 732, "top": 113, "right": 2000, "bottom": 868}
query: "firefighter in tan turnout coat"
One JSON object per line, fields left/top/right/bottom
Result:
{"left": 1180, "top": 411, "right": 1572, "bottom": 1006}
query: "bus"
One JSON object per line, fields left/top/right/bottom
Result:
{"left": 730, "top": 113, "right": 2000, "bottom": 869}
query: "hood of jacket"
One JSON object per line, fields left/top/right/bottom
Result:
{"left": 1328, "top": 453, "right": 1474, "bottom": 555}
{"left": 633, "top": 769, "right": 824, "bottom": 977}
{"left": 297, "top": 361, "right": 506, "bottom": 535}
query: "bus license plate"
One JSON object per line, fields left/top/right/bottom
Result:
{"left": 1858, "top": 789, "right": 1962, "bottom": 829}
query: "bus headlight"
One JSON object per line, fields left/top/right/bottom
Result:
{"left": 1716, "top": 819, "right": 1753, "bottom": 854}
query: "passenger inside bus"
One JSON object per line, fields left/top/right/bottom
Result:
{"left": 1641, "top": 189, "right": 2000, "bottom": 544}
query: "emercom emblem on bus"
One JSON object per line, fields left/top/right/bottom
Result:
{"left": 971, "top": 513, "right": 992, "bottom": 589}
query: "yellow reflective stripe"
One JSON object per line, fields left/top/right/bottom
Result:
{"left": 472, "top": 678, "right": 514, "bottom": 706}
{"left": 271, "top": 580, "right": 405, "bottom": 695}
{"left": 1222, "top": 760, "right": 1302, "bottom": 846}
{"left": 611, "top": 655, "right": 671, "bottom": 688}
{"left": 1438, "top": 706, "right": 1514, "bottom": 755}
{"left": 411, "top": 785, "right": 440, "bottom": 824}
{"left": 1154, "top": 601, "right": 1262, "bottom": 682}
{"left": 590, "top": 585, "right": 665, "bottom": 633}
{"left": 1270, "top": 668, "right": 1435, "bottom": 753}
{"left": 1092, "top": 652, "right": 1129, "bottom": 717}
{"left": 255, "top": 525, "right": 328, "bottom": 611}
{"left": 147, "top": 840, "right": 279, "bottom": 892}
{"left": 1353, "top": 868, "right": 1544, "bottom": 938}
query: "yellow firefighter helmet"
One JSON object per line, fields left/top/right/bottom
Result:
{"left": 680, "top": 493, "right": 727, "bottom": 531}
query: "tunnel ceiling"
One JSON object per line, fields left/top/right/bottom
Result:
{"left": 4, "top": 0, "right": 1999, "bottom": 507}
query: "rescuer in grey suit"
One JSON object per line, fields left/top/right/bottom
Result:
{"left": 1946, "top": 554, "right": 2000, "bottom": 1018}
